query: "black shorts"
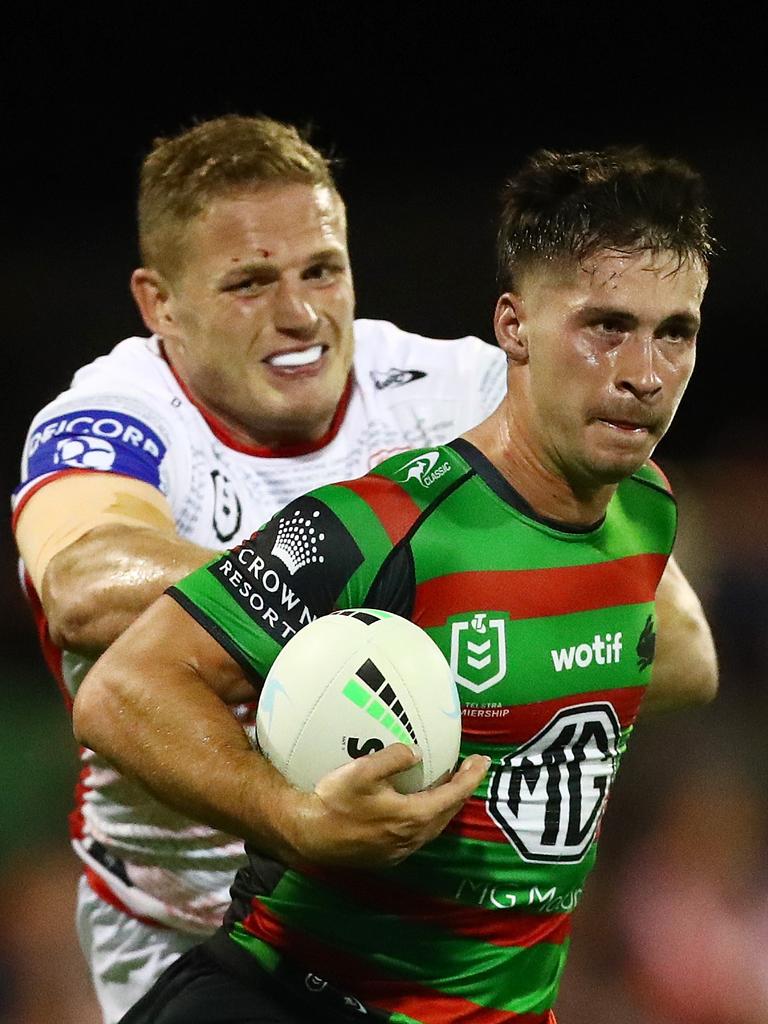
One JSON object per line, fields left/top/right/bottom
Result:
{"left": 118, "top": 936, "right": 374, "bottom": 1024}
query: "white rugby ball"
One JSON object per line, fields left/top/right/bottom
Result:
{"left": 255, "top": 609, "right": 461, "bottom": 794}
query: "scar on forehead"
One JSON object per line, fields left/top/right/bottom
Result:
{"left": 229, "top": 250, "right": 272, "bottom": 263}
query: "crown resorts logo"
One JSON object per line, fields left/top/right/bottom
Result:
{"left": 270, "top": 509, "right": 326, "bottom": 576}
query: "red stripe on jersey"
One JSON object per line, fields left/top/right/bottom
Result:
{"left": 414, "top": 553, "right": 668, "bottom": 627}
{"left": 461, "top": 686, "right": 646, "bottom": 744}
{"left": 242, "top": 898, "right": 553, "bottom": 1023}
{"left": 445, "top": 796, "right": 507, "bottom": 843}
{"left": 22, "top": 570, "right": 71, "bottom": 710}
{"left": 340, "top": 475, "right": 423, "bottom": 544}
{"left": 69, "top": 764, "right": 90, "bottom": 840}
{"left": 84, "top": 868, "right": 168, "bottom": 929}
{"left": 302, "top": 865, "right": 571, "bottom": 949}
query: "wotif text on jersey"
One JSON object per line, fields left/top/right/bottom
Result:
{"left": 550, "top": 632, "right": 623, "bottom": 672}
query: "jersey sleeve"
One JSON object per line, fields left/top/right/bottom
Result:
{"left": 13, "top": 389, "right": 183, "bottom": 519}
{"left": 167, "top": 486, "right": 385, "bottom": 685}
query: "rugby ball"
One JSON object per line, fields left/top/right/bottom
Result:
{"left": 255, "top": 609, "right": 461, "bottom": 794}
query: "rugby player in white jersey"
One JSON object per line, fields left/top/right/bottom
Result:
{"left": 12, "top": 115, "right": 717, "bottom": 1022}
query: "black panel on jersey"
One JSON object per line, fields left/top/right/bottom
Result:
{"left": 364, "top": 542, "right": 416, "bottom": 619}
{"left": 205, "top": 495, "right": 363, "bottom": 645}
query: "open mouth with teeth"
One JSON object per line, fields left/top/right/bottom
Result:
{"left": 265, "top": 344, "right": 327, "bottom": 369}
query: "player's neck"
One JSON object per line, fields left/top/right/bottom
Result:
{"left": 462, "top": 410, "right": 616, "bottom": 529}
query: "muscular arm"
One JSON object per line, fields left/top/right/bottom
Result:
{"left": 73, "top": 595, "right": 489, "bottom": 868}
{"left": 641, "top": 555, "right": 719, "bottom": 715}
{"left": 14, "top": 473, "right": 217, "bottom": 654}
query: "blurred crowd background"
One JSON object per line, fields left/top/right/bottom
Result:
{"left": 2, "top": 9, "right": 766, "bottom": 1022}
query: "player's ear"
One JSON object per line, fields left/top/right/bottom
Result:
{"left": 494, "top": 293, "right": 529, "bottom": 364}
{"left": 130, "top": 268, "right": 179, "bottom": 338}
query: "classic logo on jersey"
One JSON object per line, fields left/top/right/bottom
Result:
{"left": 395, "top": 450, "right": 452, "bottom": 488}
{"left": 636, "top": 614, "right": 656, "bottom": 670}
{"left": 550, "top": 631, "right": 623, "bottom": 672}
{"left": 25, "top": 410, "right": 166, "bottom": 488}
{"left": 370, "top": 367, "right": 428, "bottom": 390}
{"left": 487, "top": 702, "right": 620, "bottom": 863}
{"left": 207, "top": 496, "right": 362, "bottom": 645}
{"left": 450, "top": 612, "right": 508, "bottom": 693}
{"left": 211, "top": 470, "right": 242, "bottom": 543}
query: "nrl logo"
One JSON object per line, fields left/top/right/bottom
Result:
{"left": 396, "top": 450, "right": 452, "bottom": 487}
{"left": 450, "top": 612, "right": 508, "bottom": 693}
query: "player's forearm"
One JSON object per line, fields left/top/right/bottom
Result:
{"left": 640, "top": 557, "right": 719, "bottom": 715}
{"left": 72, "top": 607, "right": 304, "bottom": 862}
{"left": 42, "top": 524, "right": 218, "bottom": 654}
{"left": 73, "top": 596, "right": 489, "bottom": 870}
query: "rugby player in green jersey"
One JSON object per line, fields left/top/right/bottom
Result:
{"left": 75, "top": 145, "right": 715, "bottom": 1024}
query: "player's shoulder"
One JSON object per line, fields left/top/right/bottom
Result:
{"left": 18, "top": 335, "right": 188, "bottom": 487}
{"left": 352, "top": 318, "right": 504, "bottom": 385}
{"left": 310, "top": 443, "right": 471, "bottom": 537}
{"left": 629, "top": 459, "right": 676, "bottom": 499}
{"left": 69, "top": 335, "right": 170, "bottom": 392}
{"left": 25, "top": 334, "right": 181, "bottom": 434}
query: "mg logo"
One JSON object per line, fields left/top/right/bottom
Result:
{"left": 450, "top": 612, "right": 508, "bottom": 693}
{"left": 487, "top": 702, "right": 620, "bottom": 863}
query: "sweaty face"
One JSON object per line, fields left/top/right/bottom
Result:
{"left": 509, "top": 249, "right": 706, "bottom": 488}
{"left": 161, "top": 183, "right": 355, "bottom": 447}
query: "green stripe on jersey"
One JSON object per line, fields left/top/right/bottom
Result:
{"left": 411, "top": 473, "right": 675, "bottom": 578}
{"left": 394, "top": 830, "right": 599, "bottom": 910}
{"left": 258, "top": 870, "right": 565, "bottom": 1014}
{"left": 171, "top": 562, "right": 281, "bottom": 671}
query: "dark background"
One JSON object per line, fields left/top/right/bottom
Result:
{"left": 5, "top": 7, "right": 764, "bottom": 657}
{"left": 2, "top": 9, "right": 767, "bottom": 1022}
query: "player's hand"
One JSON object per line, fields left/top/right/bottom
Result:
{"left": 288, "top": 743, "right": 490, "bottom": 868}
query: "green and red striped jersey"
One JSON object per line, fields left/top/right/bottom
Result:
{"left": 169, "top": 438, "right": 677, "bottom": 1023}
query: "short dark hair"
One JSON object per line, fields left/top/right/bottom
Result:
{"left": 138, "top": 114, "right": 339, "bottom": 278}
{"left": 496, "top": 145, "right": 715, "bottom": 291}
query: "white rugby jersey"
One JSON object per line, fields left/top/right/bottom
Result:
{"left": 13, "top": 318, "right": 507, "bottom": 934}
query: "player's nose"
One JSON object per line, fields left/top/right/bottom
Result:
{"left": 274, "top": 280, "right": 320, "bottom": 339}
{"left": 616, "top": 334, "right": 662, "bottom": 400}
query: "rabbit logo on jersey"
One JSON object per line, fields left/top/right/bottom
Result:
{"left": 25, "top": 410, "right": 166, "bottom": 488}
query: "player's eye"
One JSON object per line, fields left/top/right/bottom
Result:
{"left": 595, "top": 318, "right": 628, "bottom": 334}
{"left": 304, "top": 261, "right": 344, "bottom": 282}
{"left": 225, "top": 278, "right": 263, "bottom": 293}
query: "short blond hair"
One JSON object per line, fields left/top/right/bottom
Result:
{"left": 138, "top": 114, "right": 338, "bottom": 277}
